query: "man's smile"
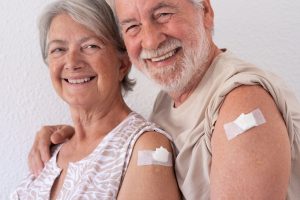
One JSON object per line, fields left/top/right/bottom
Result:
{"left": 148, "top": 47, "right": 181, "bottom": 62}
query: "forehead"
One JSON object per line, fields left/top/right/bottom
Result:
{"left": 115, "top": 0, "right": 183, "bottom": 18}
{"left": 49, "top": 14, "right": 90, "bottom": 34}
{"left": 48, "top": 14, "right": 100, "bottom": 40}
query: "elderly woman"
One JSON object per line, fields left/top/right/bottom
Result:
{"left": 11, "top": 0, "right": 180, "bottom": 199}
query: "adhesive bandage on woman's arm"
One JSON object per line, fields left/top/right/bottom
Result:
{"left": 223, "top": 108, "right": 266, "bottom": 140}
{"left": 137, "top": 146, "right": 173, "bottom": 166}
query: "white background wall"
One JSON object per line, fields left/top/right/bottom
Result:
{"left": 1, "top": 0, "right": 299, "bottom": 198}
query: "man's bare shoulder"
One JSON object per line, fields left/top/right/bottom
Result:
{"left": 210, "top": 85, "right": 291, "bottom": 199}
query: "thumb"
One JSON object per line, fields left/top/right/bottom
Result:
{"left": 50, "top": 125, "right": 75, "bottom": 144}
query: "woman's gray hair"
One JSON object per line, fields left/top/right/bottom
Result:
{"left": 39, "top": 0, "right": 135, "bottom": 93}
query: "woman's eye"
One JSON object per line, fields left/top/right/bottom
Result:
{"left": 82, "top": 44, "right": 101, "bottom": 54}
{"left": 50, "top": 48, "right": 64, "bottom": 54}
{"left": 85, "top": 44, "right": 100, "bottom": 49}
{"left": 48, "top": 48, "right": 66, "bottom": 57}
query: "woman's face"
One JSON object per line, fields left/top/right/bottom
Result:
{"left": 47, "top": 14, "right": 129, "bottom": 110}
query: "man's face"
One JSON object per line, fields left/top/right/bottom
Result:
{"left": 115, "top": 0, "right": 213, "bottom": 93}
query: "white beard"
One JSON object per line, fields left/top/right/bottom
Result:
{"left": 137, "top": 13, "right": 211, "bottom": 94}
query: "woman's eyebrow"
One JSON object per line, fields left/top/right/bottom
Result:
{"left": 47, "top": 39, "right": 66, "bottom": 47}
{"left": 46, "top": 39, "right": 67, "bottom": 51}
{"left": 79, "top": 36, "right": 95, "bottom": 43}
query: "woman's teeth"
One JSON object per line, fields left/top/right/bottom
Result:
{"left": 67, "top": 77, "right": 92, "bottom": 84}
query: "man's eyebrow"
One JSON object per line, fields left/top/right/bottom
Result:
{"left": 119, "top": 2, "right": 177, "bottom": 26}
{"left": 150, "top": 2, "right": 177, "bottom": 13}
{"left": 119, "top": 18, "right": 138, "bottom": 26}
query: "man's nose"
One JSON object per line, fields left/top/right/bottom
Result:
{"left": 141, "top": 23, "right": 166, "bottom": 50}
{"left": 65, "top": 49, "right": 82, "bottom": 70}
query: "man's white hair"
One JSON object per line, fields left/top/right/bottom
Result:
{"left": 105, "top": 0, "right": 116, "bottom": 12}
{"left": 105, "top": 0, "right": 204, "bottom": 13}
{"left": 190, "top": 0, "right": 204, "bottom": 7}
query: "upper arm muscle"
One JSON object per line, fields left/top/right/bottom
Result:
{"left": 117, "top": 131, "right": 181, "bottom": 200}
{"left": 211, "top": 85, "right": 291, "bottom": 199}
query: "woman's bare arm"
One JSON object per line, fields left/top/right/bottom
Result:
{"left": 118, "top": 131, "right": 181, "bottom": 200}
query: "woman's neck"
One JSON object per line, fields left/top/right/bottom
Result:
{"left": 57, "top": 100, "right": 131, "bottom": 166}
{"left": 69, "top": 97, "right": 131, "bottom": 147}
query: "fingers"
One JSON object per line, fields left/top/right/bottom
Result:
{"left": 27, "top": 125, "right": 75, "bottom": 177}
{"left": 39, "top": 134, "right": 52, "bottom": 165}
{"left": 28, "top": 145, "right": 45, "bottom": 177}
{"left": 28, "top": 126, "right": 57, "bottom": 177}
{"left": 50, "top": 125, "right": 75, "bottom": 144}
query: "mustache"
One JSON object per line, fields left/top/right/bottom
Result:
{"left": 139, "top": 38, "right": 182, "bottom": 60}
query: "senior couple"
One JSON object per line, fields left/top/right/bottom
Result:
{"left": 13, "top": 0, "right": 300, "bottom": 199}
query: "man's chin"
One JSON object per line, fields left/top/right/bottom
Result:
{"left": 152, "top": 77, "right": 185, "bottom": 94}
{"left": 135, "top": 61, "right": 187, "bottom": 92}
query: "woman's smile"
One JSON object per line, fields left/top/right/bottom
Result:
{"left": 64, "top": 76, "right": 96, "bottom": 84}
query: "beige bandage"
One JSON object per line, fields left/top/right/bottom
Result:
{"left": 137, "top": 146, "right": 172, "bottom": 166}
{"left": 224, "top": 108, "right": 266, "bottom": 140}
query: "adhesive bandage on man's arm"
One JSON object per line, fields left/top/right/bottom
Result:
{"left": 224, "top": 108, "right": 266, "bottom": 140}
{"left": 137, "top": 146, "right": 173, "bottom": 166}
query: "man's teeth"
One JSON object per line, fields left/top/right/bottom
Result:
{"left": 151, "top": 50, "right": 176, "bottom": 62}
{"left": 68, "top": 77, "right": 92, "bottom": 84}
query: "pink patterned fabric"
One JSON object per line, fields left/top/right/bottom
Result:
{"left": 11, "top": 112, "right": 171, "bottom": 200}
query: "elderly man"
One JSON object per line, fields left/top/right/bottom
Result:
{"left": 29, "top": 0, "right": 300, "bottom": 199}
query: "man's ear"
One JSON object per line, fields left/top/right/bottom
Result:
{"left": 202, "top": 0, "right": 214, "bottom": 30}
{"left": 118, "top": 53, "right": 132, "bottom": 82}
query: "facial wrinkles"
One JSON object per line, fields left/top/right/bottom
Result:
{"left": 136, "top": 11, "right": 211, "bottom": 94}
{"left": 136, "top": 38, "right": 181, "bottom": 85}
{"left": 175, "top": 12, "right": 211, "bottom": 93}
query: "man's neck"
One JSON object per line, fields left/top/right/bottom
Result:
{"left": 170, "top": 46, "right": 222, "bottom": 107}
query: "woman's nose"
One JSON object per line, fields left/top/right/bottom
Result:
{"left": 65, "top": 49, "right": 82, "bottom": 70}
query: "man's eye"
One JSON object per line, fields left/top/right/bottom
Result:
{"left": 126, "top": 24, "right": 139, "bottom": 33}
{"left": 156, "top": 13, "right": 173, "bottom": 23}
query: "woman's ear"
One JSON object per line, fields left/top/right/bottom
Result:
{"left": 202, "top": 0, "right": 214, "bottom": 30}
{"left": 118, "top": 53, "right": 132, "bottom": 82}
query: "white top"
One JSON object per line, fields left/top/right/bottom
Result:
{"left": 11, "top": 112, "right": 172, "bottom": 200}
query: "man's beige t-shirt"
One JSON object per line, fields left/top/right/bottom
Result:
{"left": 150, "top": 51, "right": 300, "bottom": 200}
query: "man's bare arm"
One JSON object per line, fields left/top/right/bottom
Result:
{"left": 28, "top": 125, "right": 74, "bottom": 176}
{"left": 210, "top": 85, "right": 290, "bottom": 199}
